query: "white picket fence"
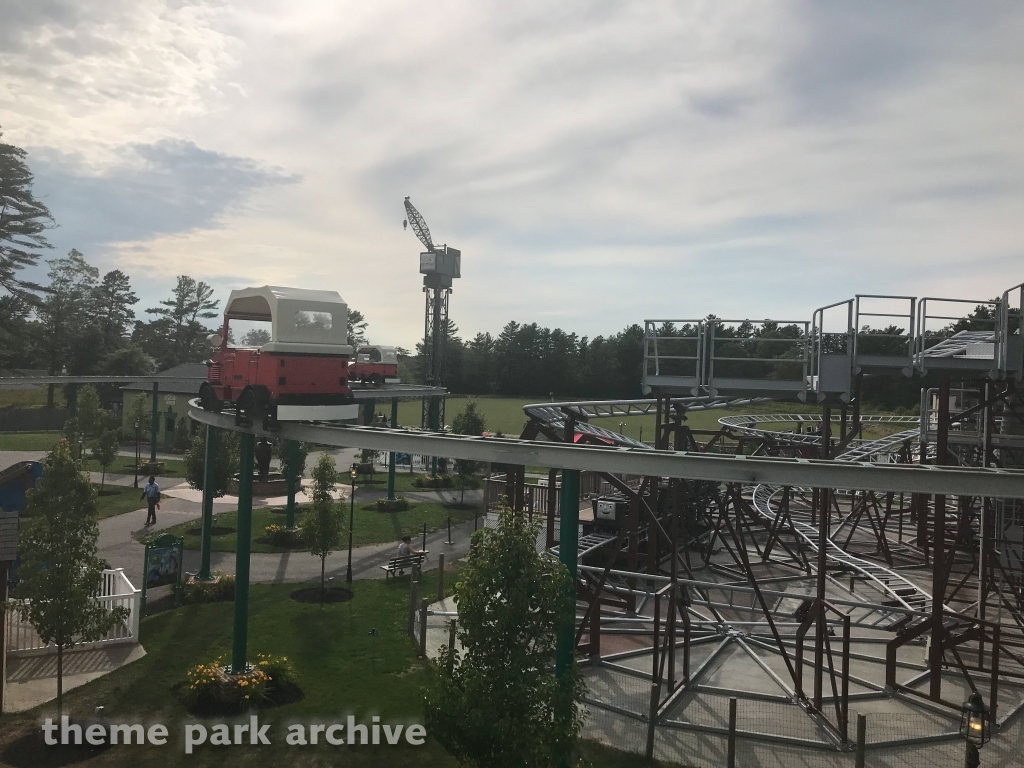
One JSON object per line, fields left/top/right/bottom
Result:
{"left": 4, "top": 568, "right": 141, "bottom": 657}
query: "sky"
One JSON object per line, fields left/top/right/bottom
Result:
{"left": 2, "top": 0, "right": 1022, "bottom": 349}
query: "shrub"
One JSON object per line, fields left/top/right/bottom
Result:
{"left": 413, "top": 474, "right": 454, "bottom": 489}
{"left": 184, "top": 572, "right": 235, "bottom": 604}
{"left": 264, "top": 524, "right": 302, "bottom": 548}
{"left": 375, "top": 495, "right": 410, "bottom": 512}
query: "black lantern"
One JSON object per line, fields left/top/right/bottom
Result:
{"left": 346, "top": 464, "right": 357, "bottom": 585}
{"left": 960, "top": 692, "right": 989, "bottom": 747}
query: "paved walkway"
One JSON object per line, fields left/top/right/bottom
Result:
{"left": 95, "top": 474, "right": 484, "bottom": 588}
{"left": 4, "top": 645, "right": 147, "bottom": 714}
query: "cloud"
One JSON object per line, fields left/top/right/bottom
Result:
{"left": 1, "top": 1, "right": 1022, "bottom": 349}
{"left": 29, "top": 139, "right": 297, "bottom": 257}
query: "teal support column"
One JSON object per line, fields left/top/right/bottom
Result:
{"left": 285, "top": 440, "right": 298, "bottom": 530}
{"left": 150, "top": 382, "right": 159, "bottom": 464}
{"left": 198, "top": 426, "right": 218, "bottom": 580}
{"left": 429, "top": 395, "right": 440, "bottom": 476}
{"left": 363, "top": 397, "right": 376, "bottom": 426}
{"left": 387, "top": 398, "right": 398, "bottom": 500}
{"left": 67, "top": 384, "right": 78, "bottom": 416}
{"left": 231, "top": 433, "right": 255, "bottom": 674}
{"left": 555, "top": 469, "right": 580, "bottom": 678}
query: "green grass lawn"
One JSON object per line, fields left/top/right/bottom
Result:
{"left": 0, "top": 430, "right": 64, "bottom": 451}
{"left": 94, "top": 484, "right": 147, "bottom": 520}
{"left": 363, "top": 394, "right": 896, "bottom": 443}
{"left": 355, "top": 471, "right": 481, "bottom": 495}
{"left": 0, "top": 573, "right": 666, "bottom": 767}
{"left": 0, "top": 386, "right": 56, "bottom": 409}
{"left": 82, "top": 455, "right": 187, "bottom": 478}
{"left": 146, "top": 501, "right": 479, "bottom": 554}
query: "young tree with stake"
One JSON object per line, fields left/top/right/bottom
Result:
{"left": 303, "top": 454, "right": 342, "bottom": 597}
{"left": 91, "top": 428, "right": 120, "bottom": 492}
{"left": 452, "top": 401, "right": 487, "bottom": 504}
{"left": 15, "top": 440, "right": 130, "bottom": 718}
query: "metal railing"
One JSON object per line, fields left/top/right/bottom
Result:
{"left": 5, "top": 568, "right": 141, "bottom": 656}
{"left": 853, "top": 294, "right": 916, "bottom": 371}
{"left": 643, "top": 320, "right": 705, "bottom": 394}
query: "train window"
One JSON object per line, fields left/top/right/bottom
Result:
{"left": 294, "top": 311, "right": 333, "bottom": 333}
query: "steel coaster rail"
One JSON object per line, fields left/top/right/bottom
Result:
{"left": 189, "top": 401, "right": 1024, "bottom": 498}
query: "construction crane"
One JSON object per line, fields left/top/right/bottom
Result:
{"left": 403, "top": 197, "right": 461, "bottom": 454}
{"left": 404, "top": 196, "right": 434, "bottom": 251}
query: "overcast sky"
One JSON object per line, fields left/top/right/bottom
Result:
{"left": 2, "top": 1, "right": 1022, "bottom": 348}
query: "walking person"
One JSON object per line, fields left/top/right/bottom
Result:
{"left": 141, "top": 475, "right": 161, "bottom": 526}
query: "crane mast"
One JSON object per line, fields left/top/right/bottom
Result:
{"left": 403, "top": 198, "right": 461, "bottom": 452}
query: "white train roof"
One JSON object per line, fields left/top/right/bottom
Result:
{"left": 225, "top": 285, "right": 350, "bottom": 349}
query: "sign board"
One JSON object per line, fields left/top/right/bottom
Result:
{"left": 140, "top": 533, "right": 184, "bottom": 612}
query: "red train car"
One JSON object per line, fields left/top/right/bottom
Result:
{"left": 199, "top": 286, "right": 359, "bottom": 424}
{"left": 350, "top": 345, "right": 399, "bottom": 386}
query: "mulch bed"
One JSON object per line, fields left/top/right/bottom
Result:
{"left": 289, "top": 587, "right": 353, "bottom": 604}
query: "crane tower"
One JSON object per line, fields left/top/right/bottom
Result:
{"left": 403, "top": 197, "right": 460, "bottom": 434}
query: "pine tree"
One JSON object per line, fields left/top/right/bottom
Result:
{"left": 16, "top": 440, "right": 130, "bottom": 717}
{"left": 0, "top": 127, "right": 53, "bottom": 298}
{"left": 142, "top": 275, "right": 219, "bottom": 367}
{"left": 93, "top": 269, "right": 138, "bottom": 352}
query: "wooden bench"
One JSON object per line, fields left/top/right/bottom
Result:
{"left": 380, "top": 553, "right": 427, "bottom": 579}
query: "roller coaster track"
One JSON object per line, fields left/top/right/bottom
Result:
{"left": 727, "top": 414, "right": 933, "bottom": 621}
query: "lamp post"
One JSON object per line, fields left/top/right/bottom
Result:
{"left": 960, "top": 691, "right": 989, "bottom": 768}
{"left": 133, "top": 419, "right": 140, "bottom": 488}
{"left": 346, "top": 464, "right": 357, "bottom": 585}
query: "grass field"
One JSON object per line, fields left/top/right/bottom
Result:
{"left": 355, "top": 471, "right": 481, "bottom": 495}
{"left": 81, "top": 456, "right": 187, "bottom": 478}
{"left": 0, "top": 571, "right": 663, "bottom": 767}
{"left": 369, "top": 395, "right": 878, "bottom": 442}
{"left": 0, "top": 430, "right": 65, "bottom": 451}
{"left": 94, "top": 484, "right": 147, "bottom": 520}
{"left": 147, "top": 501, "right": 479, "bottom": 554}
{"left": 0, "top": 386, "right": 59, "bottom": 409}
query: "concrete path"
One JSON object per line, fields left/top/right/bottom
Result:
{"left": 4, "top": 645, "right": 147, "bottom": 714}
{"left": 96, "top": 477, "right": 484, "bottom": 589}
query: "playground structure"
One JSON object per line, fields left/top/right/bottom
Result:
{"left": 474, "top": 281, "right": 1024, "bottom": 763}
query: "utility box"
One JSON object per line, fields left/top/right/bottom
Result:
{"left": 592, "top": 496, "right": 629, "bottom": 527}
{"left": 420, "top": 247, "right": 461, "bottom": 288}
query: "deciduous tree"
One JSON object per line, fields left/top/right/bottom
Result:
{"left": 302, "top": 454, "right": 342, "bottom": 596}
{"left": 424, "top": 502, "right": 585, "bottom": 768}
{"left": 183, "top": 426, "right": 239, "bottom": 498}
{"left": 91, "top": 428, "right": 120, "bottom": 492}
{"left": 15, "top": 440, "right": 130, "bottom": 717}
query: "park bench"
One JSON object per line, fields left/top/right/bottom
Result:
{"left": 380, "top": 553, "right": 427, "bottom": 579}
